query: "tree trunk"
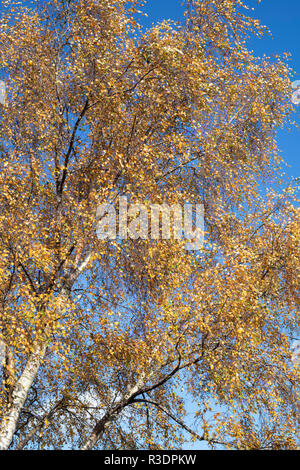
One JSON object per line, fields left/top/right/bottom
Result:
{"left": 0, "top": 255, "right": 92, "bottom": 449}
{"left": 81, "top": 373, "right": 147, "bottom": 450}
{"left": 0, "top": 343, "right": 47, "bottom": 450}
{"left": 80, "top": 417, "right": 111, "bottom": 450}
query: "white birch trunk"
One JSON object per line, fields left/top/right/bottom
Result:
{"left": 0, "top": 253, "right": 92, "bottom": 450}
{"left": 0, "top": 343, "right": 47, "bottom": 450}
{"left": 81, "top": 373, "right": 147, "bottom": 450}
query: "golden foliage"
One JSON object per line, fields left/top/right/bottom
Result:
{"left": 0, "top": 0, "right": 298, "bottom": 450}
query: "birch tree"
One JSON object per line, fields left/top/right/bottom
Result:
{"left": 0, "top": 0, "right": 299, "bottom": 450}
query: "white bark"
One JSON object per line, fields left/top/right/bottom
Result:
{"left": 81, "top": 373, "right": 147, "bottom": 450}
{"left": 0, "top": 340, "right": 5, "bottom": 365}
{"left": 0, "top": 253, "right": 92, "bottom": 450}
{"left": 0, "top": 343, "right": 47, "bottom": 450}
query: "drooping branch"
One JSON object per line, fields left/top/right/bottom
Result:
{"left": 131, "top": 398, "right": 226, "bottom": 447}
{"left": 57, "top": 98, "right": 90, "bottom": 198}
{"left": 15, "top": 398, "right": 65, "bottom": 450}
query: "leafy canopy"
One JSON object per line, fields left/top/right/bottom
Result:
{"left": 0, "top": 0, "right": 299, "bottom": 450}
